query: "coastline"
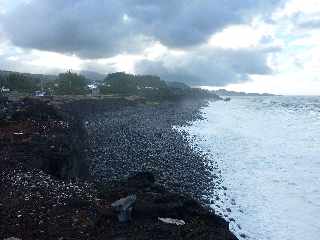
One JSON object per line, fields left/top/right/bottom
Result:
{"left": 0, "top": 96, "right": 237, "bottom": 239}
{"left": 84, "top": 99, "right": 213, "bottom": 199}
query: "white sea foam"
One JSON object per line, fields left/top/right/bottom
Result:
{"left": 182, "top": 96, "right": 320, "bottom": 240}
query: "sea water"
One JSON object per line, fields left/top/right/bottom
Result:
{"left": 182, "top": 96, "right": 320, "bottom": 240}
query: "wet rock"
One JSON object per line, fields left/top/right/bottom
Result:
{"left": 127, "top": 172, "right": 155, "bottom": 188}
{"left": 1, "top": 97, "right": 237, "bottom": 240}
{"left": 85, "top": 99, "right": 216, "bottom": 201}
{"left": 240, "top": 233, "right": 247, "bottom": 238}
{"left": 111, "top": 195, "right": 137, "bottom": 223}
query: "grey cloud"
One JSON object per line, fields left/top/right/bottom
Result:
{"left": 2, "top": 1, "right": 151, "bottom": 58}
{"left": 80, "top": 61, "right": 116, "bottom": 74}
{"left": 0, "top": 56, "right": 59, "bottom": 74}
{"left": 135, "top": 47, "right": 279, "bottom": 86}
{"left": 1, "top": 0, "right": 283, "bottom": 58}
{"left": 297, "top": 19, "right": 320, "bottom": 29}
{"left": 290, "top": 12, "right": 320, "bottom": 29}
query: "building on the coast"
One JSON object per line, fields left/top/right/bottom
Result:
{"left": 88, "top": 84, "right": 100, "bottom": 96}
{"left": 0, "top": 86, "right": 10, "bottom": 95}
{"left": 34, "top": 91, "right": 47, "bottom": 97}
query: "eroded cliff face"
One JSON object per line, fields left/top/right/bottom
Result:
{"left": 0, "top": 97, "right": 89, "bottom": 179}
{"left": 0, "top": 96, "right": 146, "bottom": 179}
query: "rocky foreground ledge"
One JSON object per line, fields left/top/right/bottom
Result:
{"left": 0, "top": 96, "right": 237, "bottom": 240}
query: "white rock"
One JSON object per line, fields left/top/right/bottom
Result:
{"left": 158, "top": 217, "right": 186, "bottom": 226}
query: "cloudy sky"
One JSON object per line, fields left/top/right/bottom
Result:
{"left": 0, "top": 0, "right": 320, "bottom": 95}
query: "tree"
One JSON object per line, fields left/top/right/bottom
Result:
{"left": 101, "top": 72, "right": 137, "bottom": 94}
{"left": 100, "top": 72, "right": 169, "bottom": 97}
{"left": 54, "top": 71, "right": 89, "bottom": 95}
{"left": 4, "top": 73, "right": 38, "bottom": 93}
{"left": 0, "top": 75, "right": 6, "bottom": 87}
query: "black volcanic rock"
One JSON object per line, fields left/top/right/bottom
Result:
{"left": 0, "top": 97, "right": 237, "bottom": 240}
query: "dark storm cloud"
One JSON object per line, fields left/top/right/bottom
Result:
{"left": 135, "top": 47, "right": 279, "bottom": 86}
{"left": 1, "top": 0, "right": 283, "bottom": 58}
{"left": 1, "top": 0, "right": 150, "bottom": 58}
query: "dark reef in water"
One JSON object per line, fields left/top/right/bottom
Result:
{"left": 0, "top": 96, "right": 237, "bottom": 240}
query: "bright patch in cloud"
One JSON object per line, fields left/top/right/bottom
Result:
{"left": 106, "top": 54, "right": 143, "bottom": 73}
{"left": 29, "top": 50, "right": 83, "bottom": 71}
{"left": 277, "top": 0, "right": 320, "bottom": 17}
{"left": 208, "top": 20, "right": 276, "bottom": 49}
{"left": 0, "top": 0, "right": 319, "bottom": 95}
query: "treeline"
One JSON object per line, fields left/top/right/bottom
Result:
{"left": 0, "top": 71, "right": 90, "bottom": 95}
{"left": 100, "top": 72, "right": 170, "bottom": 100}
{"left": 98, "top": 72, "right": 220, "bottom": 100}
{"left": 0, "top": 70, "right": 220, "bottom": 100}
{"left": 0, "top": 72, "right": 40, "bottom": 93}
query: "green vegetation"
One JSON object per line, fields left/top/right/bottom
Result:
{"left": 0, "top": 73, "right": 39, "bottom": 93}
{"left": 0, "top": 69, "right": 220, "bottom": 101}
{"left": 53, "top": 71, "right": 89, "bottom": 95}
{"left": 99, "top": 72, "right": 170, "bottom": 100}
{"left": 0, "top": 70, "right": 91, "bottom": 96}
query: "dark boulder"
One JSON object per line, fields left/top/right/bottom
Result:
{"left": 127, "top": 171, "right": 155, "bottom": 188}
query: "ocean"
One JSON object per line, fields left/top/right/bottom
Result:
{"left": 182, "top": 96, "right": 320, "bottom": 240}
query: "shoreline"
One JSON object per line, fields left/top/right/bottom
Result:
{"left": 84, "top": 99, "right": 213, "bottom": 199}
{"left": 0, "top": 96, "right": 237, "bottom": 239}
